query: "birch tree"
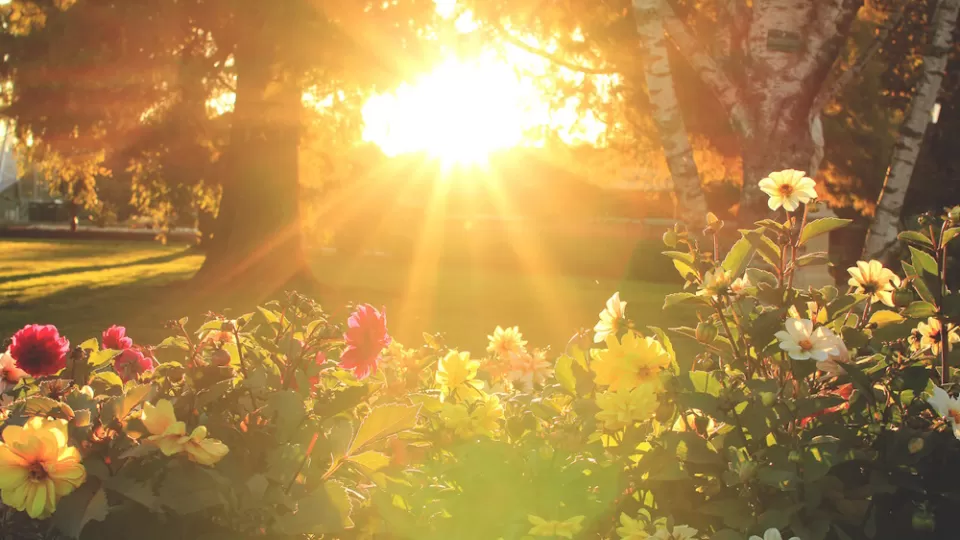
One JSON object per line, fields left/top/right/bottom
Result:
{"left": 862, "top": 0, "right": 960, "bottom": 259}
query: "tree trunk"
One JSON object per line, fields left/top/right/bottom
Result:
{"left": 632, "top": 0, "right": 708, "bottom": 224}
{"left": 862, "top": 0, "right": 960, "bottom": 259}
{"left": 197, "top": 34, "right": 307, "bottom": 294}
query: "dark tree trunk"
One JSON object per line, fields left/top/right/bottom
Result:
{"left": 196, "top": 34, "right": 307, "bottom": 294}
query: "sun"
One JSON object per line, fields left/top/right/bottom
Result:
{"left": 361, "top": 52, "right": 543, "bottom": 167}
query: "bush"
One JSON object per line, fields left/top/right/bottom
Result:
{"left": 3, "top": 172, "right": 960, "bottom": 540}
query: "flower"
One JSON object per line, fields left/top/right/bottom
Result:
{"left": 591, "top": 332, "right": 671, "bottom": 392}
{"left": 0, "top": 417, "right": 86, "bottom": 519}
{"left": 487, "top": 326, "right": 527, "bottom": 358}
{"left": 440, "top": 393, "right": 504, "bottom": 438}
{"left": 730, "top": 275, "right": 751, "bottom": 296}
{"left": 0, "top": 350, "right": 28, "bottom": 394}
{"left": 102, "top": 325, "right": 133, "bottom": 350}
{"left": 140, "top": 400, "right": 188, "bottom": 455}
{"left": 181, "top": 425, "right": 229, "bottom": 466}
{"left": 697, "top": 268, "right": 733, "bottom": 298}
{"left": 505, "top": 349, "right": 553, "bottom": 391}
{"left": 528, "top": 515, "right": 585, "bottom": 538}
{"left": 847, "top": 260, "right": 900, "bottom": 307}
{"left": 758, "top": 169, "right": 817, "bottom": 212}
{"left": 616, "top": 513, "right": 648, "bottom": 539}
{"left": 8, "top": 324, "right": 70, "bottom": 377}
{"left": 816, "top": 332, "right": 850, "bottom": 376}
{"left": 340, "top": 304, "right": 391, "bottom": 379}
{"left": 774, "top": 318, "right": 839, "bottom": 361}
{"left": 652, "top": 526, "right": 700, "bottom": 540}
{"left": 595, "top": 382, "right": 660, "bottom": 430}
{"left": 927, "top": 385, "right": 960, "bottom": 440}
{"left": 749, "top": 528, "right": 799, "bottom": 540}
{"left": 915, "top": 317, "right": 960, "bottom": 355}
{"left": 435, "top": 350, "right": 483, "bottom": 401}
{"left": 595, "top": 292, "right": 627, "bottom": 343}
{"left": 113, "top": 349, "right": 154, "bottom": 383}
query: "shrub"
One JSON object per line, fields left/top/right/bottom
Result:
{"left": 3, "top": 171, "right": 960, "bottom": 540}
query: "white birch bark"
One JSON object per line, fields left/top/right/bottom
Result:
{"left": 633, "top": 0, "right": 708, "bottom": 223}
{"left": 863, "top": 0, "right": 960, "bottom": 259}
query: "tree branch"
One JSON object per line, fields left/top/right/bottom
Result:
{"left": 811, "top": 5, "right": 906, "bottom": 114}
{"left": 491, "top": 23, "right": 620, "bottom": 75}
{"left": 661, "top": 10, "right": 754, "bottom": 139}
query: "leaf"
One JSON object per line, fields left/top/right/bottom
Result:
{"left": 555, "top": 354, "right": 576, "bottom": 394}
{"left": 904, "top": 301, "right": 937, "bottom": 318}
{"left": 101, "top": 384, "right": 154, "bottom": 423}
{"left": 942, "top": 227, "right": 960, "bottom": 246}
{"left": 274, "top": 481, "right": 354, "bottom": 534}
{"left": 796, "top": 252, "right": 829, "bottom": 267}
{"left": 24, "top": 396, "right": 63, "bottom": 416}
{"left": 348, "top": 451, "right": 391, "bottom": 472}
{"left": 746, "top": 267, "right": 779, "bottom": 287}
{"left": 910, "top": 246, "right": 939, "bottom": 276}
{"left": 79, "top": 338, "right": 100, "bottom": 352}
{"left": 51, "top": 481, "right": 109, "bottom": 538}
{"left": 318, "top": 385, "right": 369, "bottom": 420}
{"left": 722, "top": 236, "right": 755, "bottom": 276}
{"left": 347, "top": 403, "right": 420, "bottom": 456}
{"left": 744, "top": 229, "right": 781, "bottom": 268}
{"left": 257, "top": 306, "right": 281, "bottom": 325}
{"left": 88, "top": 349, "right": 120, "bottom": 368}
{"left": 663, "top": 293, "right": 709, "bottom": 310}
{"left": 266, "top": 390, "right": 307, "bottom": 441}
{"left": 799, "top": 217, "right": 851, "bottom": 245}
{"left": 868, "top": 310, "right": 904, "bottom": 327}
{"left": 156, "top": 336, "right": 190, "bottom": 351}
{"left": 679, "top": 371, "right": 722, "bottom": 397}
{"left": 102, "top": 474, "right": 159, "bottom": 510}
{"left": 898, "top": 230, "right": 935, "bottom": 250}
{"left": 89, "top": 371, "right": 123, "bottom": 393}
{"left": 158, "top": 466, "right": 225, "bottom": 514}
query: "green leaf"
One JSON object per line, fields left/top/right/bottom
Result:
{"left": 663, "top": 293, "right": 710, "bottom": 310}
{"left": 722, "top": 236, "right": 755, "bottom": 276}
{"left": 51, "top": 481, "right": 109, "bottom": 538}
{"left": 942, "top": 227, "right": 960, "bottom": 246}
{"left": 799, "top": 217, "right": 852, "bottom": 245}
{"left": 79, "top": 338, "right": 100, "bottom": 352}
{"left": 841, "top": 327, "right": 870, "bottom": 348}
{"left": 101, "top": 384, "right": 154, "bottom": 423}
{"left": 24, "top": 396, "right": 63, "bottom": 416}
{"left": 898, "top": 230, "right": 935, "bottom": 250}
{"left": 744, "top": 229, "right": 781, "bottom": 268}
{"left": 795, "top": 252, "right": 829, "bottom": 267}
{"left": 266, "top": 390, "right": 307, "bottom": 441}
{"left": 347, "top": 403, "right": 420, "bottom": 456}
{"left": 910, "top": 246, "right": 939, "bottom": 276}
{"left": 555, "top": 354, "right": 576, "bottom": 394}
{"left": 827, "top": 294, "right": 863, "bottom": 321}
{"left": 156, "top": 336, "right": 190, "bottom": 351}
{"left": 904, "top": 301, "right": 937, "bottom": 318}
{"left": 102, "top": 473, "right": 159, "bottom": 509}
{"left": 89, "top": 371, "right": 123, "bottom": 393}
{"left": 348, "top": 450, "right": 391, "bottom": 472}
{"left": 746, "top": 267, "right": 779, "bottom": 287}
{"left": 868, "top": 310, "right": 904, "bottom": 327}
{"left": 679, "top": 371, "right": 722, "bottom": 397}
{"left": 88, "top": 349, "right": 120, "bottom": 368}
{"left": 158, "top": 465, "right": 225, "bottom": 514}
{"left": 274, "top": 481, "right": 353, "bottom": 534}
{"left": 257, "top": 306, "right": 282, "bottom": 325}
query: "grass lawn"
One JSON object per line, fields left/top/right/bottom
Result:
{"left": 0, "top": 239, "right": 690, "bottom": 355}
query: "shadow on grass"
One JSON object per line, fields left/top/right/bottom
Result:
{"left": 0, "top": 249, "right": 198, "bottom": 285}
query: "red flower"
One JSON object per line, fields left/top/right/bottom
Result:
{"left": 102, "top": 325, "right": 133, "bottom": 350}
{"left": 9, "top": 324, "right": 70, "bottom": 377}
{"left": 113, "top": 349, "right": 154, "bottom": 382}
{"left": 339, "top": 305, "right": 391, "bottom": 379}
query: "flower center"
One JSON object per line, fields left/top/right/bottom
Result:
{"left": 861, "top": 282, "right": 879, "bottom": 294}
{"left": 27, "top": 461, "right": 47, "bottom": 482}
{"left": 798, "top": 339, "right": 814, "bottom": 351}
{"left": 778, "top": 184, "right": 795, "bottom": 197}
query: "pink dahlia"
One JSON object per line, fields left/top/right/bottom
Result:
{"left": 102, "top": 325, "right": 133, "bottom": 350}
{"left": 340, "top": 304, "right": 391, "bottom": 379}
{"left": 113, "top": 349, "right": 154, "bottom": 382}
{"left": 9, "top": 324, "right": 70, "bottom": 377}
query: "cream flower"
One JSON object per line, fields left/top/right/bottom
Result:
{"left": 595, "top": 383, "right": 660, "bottom": 431}
{"left": 758, "top": 169, "right": 817, "bottom": 212}
{"left": 730, "top": 275, "right": 751, "bottom": 296}
{"left": 816, "top": 332, "right": 850, "bottom": 376}
{"left": 775, "top": 318, "right": 839, "bottom": 361}
{"left": 506, "top": 349, "right": 553, "bottom": 391}
{"left": 141, "top": 400, "right": 189, "bottom": 456}
{"left": 847, "top": 260, "right": 901, "bottom": 307}
{"left": 0, "top": 350, "right": 28, "bottom": 394}
{"left": 927, "top": 385, "right": 960, "bottom": 440}
{"left": 595, "top": 292, "right": 627, "bottom": 343}
{"left": 697, "top": 268, "right": 733, "bottom": 299}
{"left": 750, "top": 528, "right": 799, "bottom": 540}
{"left": 486, "top": 326, "right": 527, "bottom": 358}
{"left": 916, "top": 317, "right": 960, "bottom": 356}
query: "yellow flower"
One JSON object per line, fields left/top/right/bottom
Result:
{"left": 141, "top": 399, "right": 188, "bottom": 456}
{"left": 435, "top": 350, "right": 483, "bottom": 401}
{"left": 528, "top": 515, "right": 585, "bottom": 538}
{"left": 916, "top": 317, "right": 960, "bottom": 355}
{"left": 758, "top": 169, "right": 817, "bottom": 212}
{"left": 847, "top": 260, "right": 900, "bottom": 307}
{"left": 440, "top": 393, "right": 504, "bottom": 438}
{"left": 487, "top": 326, "right": 527, "bottom": 358}
{"left": 591, "top": 332, "right": 671, "bottom": 391}
{"left": 181, "top": 425, "right": 229, "bottom": 466}
{"left": 0, "top": 417, "right": 86, "bottom": 519}
{"left": 617, "top": 513, "right": 649, "bottom": 539}
{"left": 729, "top": 275, "right": 751, "bottom": 296}
{"left": 594, "top": 292, "right": 627, "bottom": 343}
{"left": 595, "top": 383, "right": 660, "bottom": 430}
{"left": 697, "top": 268, "right": 733, "bottom": 298}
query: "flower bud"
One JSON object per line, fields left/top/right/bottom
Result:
{"left": 211, "top": 349, "right": 232, "bottom": 367}
{"left": 908, "top": 437, "right": 924, "bottom": 454}
{"left": 949, "top": 206, "right": 960, "bottom": 224}
{"left": 696, "top": 322, "right": 718, "bottom": 343}
{"left": 663, "top": 230, "right": 678, "bottom": 248}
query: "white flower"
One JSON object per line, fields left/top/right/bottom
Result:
{"left": 730, "top": 275, "right": 751, "bottom": 296}
{"left": 749, "top": 528, "right": 799, "bottom": 540}
{"left": 847, "top": 260, "right": 901, "bottom": 307}
{"left": 594, "top": 292, "right": 627, "bottom": 343}
{"left": 816, "top": 332, "right": 850, "bottom": 376}
{"left": 758, "top": 169, "right": 817, "bottom": 212}
{"left": 0, "top": 350, "right": 28, "bottom": 394}
{"left": 927, "top": 385, "right": 960, "bottom": 440}
{"left": 697, "top": 268, "right": 733, "bottom": 299}
{"left": 775, "top": 318, "right": 839, "bottom": 361}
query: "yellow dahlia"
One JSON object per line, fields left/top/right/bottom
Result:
{"left": 182, "top": 425, "right": 229, "bottom": 466}
{"left": 435, "top": 350, "right": 483, "bottom": 401}
{"left": 591, "top": 332, "right": 671, "bottom": 391}
{"left": 758, "top": 169, "right": 817, "bottom": 212}
{"left": 847, "top": 260, "right": 900, "bottom": 307}
{"left": 595, "top": 382, "right": 660, "bottom": 430}
{"left": 0, "top": 417, "right": 86, "bottom": 519}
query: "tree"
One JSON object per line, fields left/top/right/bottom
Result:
{"left": 863, "top": 0, "right": 960, "bottom": 258}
